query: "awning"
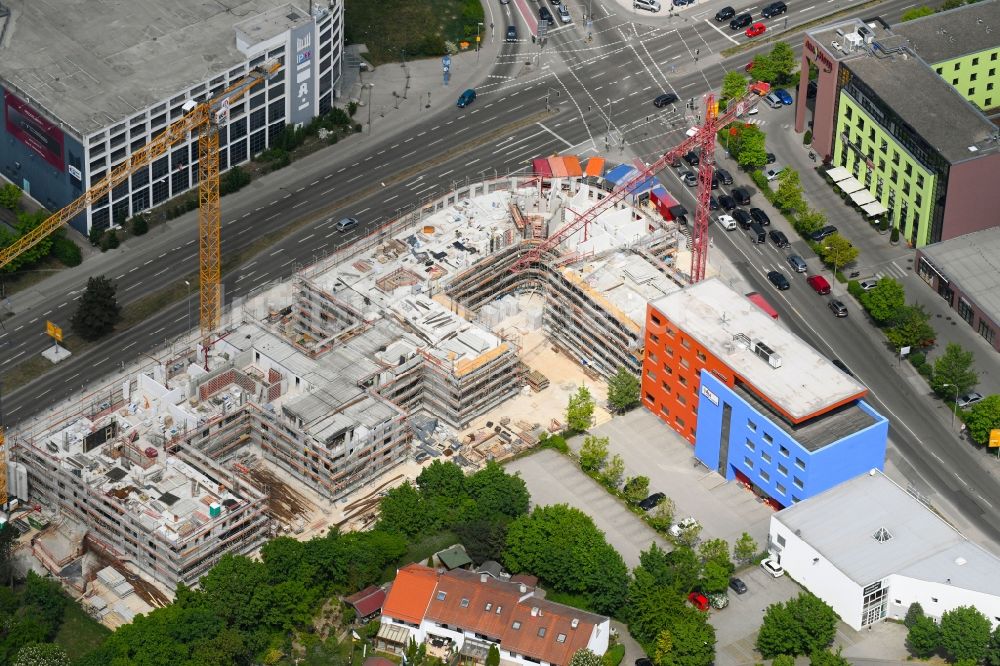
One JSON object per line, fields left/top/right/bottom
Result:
{"left": 850, "top": 189, "right": 876, "bottom": 206}
{"left": 584, "top": 157, "right": 605, "bottom": 177}
{"left": 376, "top": 623, "right": 410, "bottom": 645}
{"left": 838, "top": 176, "right": 865, "bottom": 194}
{"left": 532, "top": 158, "right": 551, "bottom": 178}
{"left": 548, "top": 156, "right": 568, "bottom": 178}
{"left": 826, "top": 166, "right": 852, "bottom": 182}
{"left": 861, "top": 200, "right": 888, "bottom": 216}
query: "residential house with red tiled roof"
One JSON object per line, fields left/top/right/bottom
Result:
{"left": 377, "top": 564, "right": 610, "bottom": 666}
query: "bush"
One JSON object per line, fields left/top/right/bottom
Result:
{"left": 908, "top": 351, "right": 926, "bottom": 368}
{"left": 918, "top": 364, "right": 934, "bottom": 379}
{"left": 602, "top": 644, "right": 625, "bottom": 666}
{"left": 99, "top": 230, "right": 119, "bottom": 252}
{"left": 88, "top": 225, "right": 103, "bottom": 246}
{"left": 803, "top": 130, "right": 813, "bottom": 145}
{"left": 751, "top": 170, "right": 770, "bottom": 191}
{"left": 51, "top": 235, "right": 82, "bottom": 267}
{"left": 219, "top": 166, "right": 252, "bottom": 196}
{"left": 847, "top": 280, "right": 863, "bottom": 299}
{"left": 130, "top": 215, "right": 149, "bottom": 236}
{"left": 347, "top": 101, "right": 359, "bottom": 118}
{"left": 542, "top": 434, "right": 569, "bottom": 454}
{"left": 890, "top": 227, "right": 900, "bottom": 243}
{"left": 878, "top": 218, "right": 890, "bottom": 232}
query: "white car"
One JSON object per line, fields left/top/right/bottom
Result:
{"left": 957, "top": 392, "right": 984, "bottom": 409}
{"left": 765, "top": 165, "right": 785, "bottom": 181}
{"left": 717, "top": 214, "right": 737, "bottom": 231}
{"left": 557, "top": 4, "right": 571, "bottom": 22}
{"left": 760, "top": 557, "right": 785, "bottom": 578}
{"left": 668, "top": 517, "right": 699, "bottom": 537}
{"left": 859, "top": 278, "right": 879, "bottom": 291}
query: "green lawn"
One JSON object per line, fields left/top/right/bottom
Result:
{"left": 54, "top": 601, "right": 110, "bottom": 660}
{"left": 543, "top": 590, "right": 596, "bottom": 613}
{"left": 345, "top": 0, "right": 484, "bottom": 65}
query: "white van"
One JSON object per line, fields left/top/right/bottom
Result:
{"left": 634, "top": 0, "right": 662, "bottom": 11}
{"left": 717, "top": 214, "right": 737, "bottom": 231}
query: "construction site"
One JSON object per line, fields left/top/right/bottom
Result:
{"left": 4, "top": 158, "right": 718, "bottom": 611}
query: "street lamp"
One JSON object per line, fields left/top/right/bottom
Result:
{"left": 545, "top": 87, "right": 560, "bottom": 112}
{"left": 942, "top": 383, "right": 960, "bottom": 430}
{"left": 183, "top": 280, "right": 192, "bottom": 332}
{"left": 364, "top": 83, "right": 375, "bottom": 135}
{"left": 823, "top": 245, "right": 838, "bottom": 291}
{"left": 476, "top": 22, "right": 484, "bottom": 62}
{"left": 605, "top": 97, "right": 612, "bottom": 149}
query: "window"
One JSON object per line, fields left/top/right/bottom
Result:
{"left": 931, "top": 597, "right": 938, "bottom": 603}
{"left": 761, "top": 451, "right": 772, "bottom": 463}
{"left": 777, "top": 463, "right": 788, "bottom": 476}
{"left": 557, "top": 633, "right": 566, "bottom": 643}
{"left": 973, "top": 57, "right": 980, "bottom": 65}
{"left": 538, "top": 628, "right": 546, "bottom": 637}
{"left": 776, "top": 483, "right": 786, "bottom": 495}
{"left": 958, "top": 298, "right": 975, "bottom": 325}
{"left": 845, "top": 106, "right": 852, "bottom": 119}
{"left": 989, "top": 83, "right": 995, "bottom": 91}
{"left": 496, "top": 606, "right": 503, "bottom": 614}
{"left": 645, "top": 392, "right": 655, "bottom": 403}
{"left": 952, "top": 78, "right": 959, "bottom": 86}
{"left": 660, "top": 381, "right": 671, "bottom": 393}
{"left": 651, "top": 313, "right": 662, "bottom": 326}
{"left": 954, "top": 61, "right": 961, "bottom": 70}
{"left": 660, "top": 404, "right": 670, "bottom": 417}
{"left": 485, "top": 603, "right": 492, "bottom": 611}
{"left": 646, "top": 369, "right": 657, "bottom": 381}
{"left": 792, "top": 496, "right": 801, "bottom": 503}
{"left": 763, "top": 433, "right": 772, "bottom": 444}
{"left": 648, "top": 352, "right": 658, "bottom": 364}
{"left": 979, "top": 320, "right": 995, "bottom": 344}
{"left": 696, "top": 350, "right": 707, "bottom": 362}
{"left": 969, "top": 87, "right": 976, "bottom": 96}
{"left": 460, "top": 598, "right": 470, "bottom": 608}
{"left": 677, "top": 393, "right": 687, "bottom": 406}
{"left": 795, "top": 457, "right": 806, "bottom": 470}
{"left": 776, "top": 534, "right": 786, "bottom": 546}
{"left": 971, "top": 73, "right": 978, "bottom": 82}
{"left": 993, "top": 52, "right": 998, "bottom": 61}
{"left": 666, "top": 327, "right": 675, "bottom": 337}
{"left": 747, "top": 420, "right": 757, "bottom": 432}
{"left": 760, "top": 470, "right": 770, "bottom": 482}
{"left": 935, "top": 67, "right": 943, "bottom": 75}
{"left": 681, "top": 338, "right": 691, "bottom": 349}
{"left": 512, "top": 621, "right": 522, "bottom": 630}
{"left": 679, "top": 357, "right": 690, "bottom": 370}
{"left": 794, "top": 477, "right": 804, "bottom": 490}
{"left": 650, "top": 333, "right": 659, "bottom": 344}
{"left": 675, "top": 416, "right": 685, "bottom": 428}
{"left": 746, "top": 439, "right": 755, "bottom": 451}
{"left": 744, "top": 457, "right": 754, "bottom": 469}
{"left": 437, "top": 591, "right": 447, "bottom": 601}
{"left": 779, "top": 445, "right": 789, "bottom": 457}
{"left": 916, "top": 174, "right": 924, "bottom": 189}
{"left": 988, "top": 98, "right": 994, "bottom": 107}
{"left": 665, "top": 346, "right": 674, "bottom": 357}
{"left": 678, "top": 375, "right": 688, "bottom": 387}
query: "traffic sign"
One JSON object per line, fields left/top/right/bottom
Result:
{"left": 46, "top": 320, "right": 62, "bottom": 342}
{"left": 990, "top": 429, "right": 1000, "bottom": 448}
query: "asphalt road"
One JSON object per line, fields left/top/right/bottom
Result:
{"left": 7, "top": 0, "right": 990, "bottom": 544}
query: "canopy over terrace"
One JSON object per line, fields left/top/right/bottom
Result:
{"left": 826, "top": 166, "right": 851, "bottom": 182}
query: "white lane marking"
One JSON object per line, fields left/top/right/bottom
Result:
{"left": 703, "top": 19, "right": 740, "bottom": 44}
{"left": 536, "top": 122, "right": 574, "bottom": 148}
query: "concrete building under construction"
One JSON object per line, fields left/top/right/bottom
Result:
{"left": 7, "top": 167, "right": 696, "bottom": 592}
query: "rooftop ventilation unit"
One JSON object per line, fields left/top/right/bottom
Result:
{"left": 845, "top": 32, "right": 864, "bottom": 52}
{"left": 751, "top": 340, "right": 783, "bottom": 368}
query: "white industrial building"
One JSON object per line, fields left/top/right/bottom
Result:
{"left": 0, "top": 0, "right": 343, "bottom": 233}
{"left": 767, "top": 470, "right": 1000, "bottom": 630}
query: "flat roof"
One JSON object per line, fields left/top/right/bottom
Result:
{"left": 0, "top": 0, "right": 306, "bottom": 137}
{"left": 650, "top": 279, "right": 866, "bottom": 422}
{"left": 775, "top": 471, "right": 1000, "bottom": 595}
{"left": 918, "top": 227, "right": 1000, "bottom": 326}
{"left": 893, "top": 0, "right": 1000, "bottom": 64}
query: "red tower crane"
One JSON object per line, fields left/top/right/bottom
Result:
{"left": 512, "top": 89, "right": 763, "bottom": 283}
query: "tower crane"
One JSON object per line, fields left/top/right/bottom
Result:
{"left": 0, "top": 60, "right": 282, "bottom": 508}
{"left": 512, "top": 88, "right": 763, "bottom": 283}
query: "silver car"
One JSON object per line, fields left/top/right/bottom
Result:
{"left": 787, "top": 254, "right": 807, "bottom": 273}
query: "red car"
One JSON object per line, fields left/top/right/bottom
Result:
{"left": 687, "top": 592, "right": 710, "bottom": 611}
{"left": 746, "top": 22, "right": 767, "bottom": 37}
{"left": 745, "top": 60, "right": 755, "bottom": 72}
{"left": 807, "top": 275, "right": 832, "bottom": 295}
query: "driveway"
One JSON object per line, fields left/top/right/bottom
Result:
{"left": 505, "top": 449, "right": 669, "bottom": 569}
{"left": 710, "top": 565, "right": 800, "bottom": 665}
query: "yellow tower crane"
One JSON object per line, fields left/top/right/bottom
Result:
{"left": 0, "top": 60, "right": 282, "bottom": 507}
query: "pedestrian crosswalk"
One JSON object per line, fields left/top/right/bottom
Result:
{"left": 871, "top": 260, "right": 908, "bottom": 280}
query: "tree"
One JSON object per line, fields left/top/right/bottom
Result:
{"left": 12, "top": 644, "right": 71, "bottom": 666}
{"left": 2, "top": 210, "right": 54, "bottom": 272}
{"left": 901, "top": 5, "right": 934, "bottom": 19}
{"left": 931, "top": 343, "right": 978, "bottom": 399}
{"left": 569, "top": 649, "right": 604, "bottom": 666}
{"left": 504, "top": 504, "right": 629, "bottom": 615}
{"left": 886, "top": 304, "right": 936, "bottom": 351}
{"left": 773, "top": 168, "right": 805, "bottom": 214}
{"left": 627, "top": 569, "right": 686, "bottom": 645}
{"left": 0, "top": 183, "right": 22, "bottom": 210}
{"left": 860, "top": 277, "right": 906, "bottom": 325}
{"left": 904, "top": 602, "right": 925, "bottom": 628}
{"left": 674, "top": 521, "right": 702, "bottom": 549}
{"left": 376, "top": 482, "right": 429, "bottom": 537}
{"left": 818, "top": 233, "right": 858, "bottom": 273}
{"left": 637, "top": 544, "right": 699, "bottom": 593}
{"left": 601, "top": 454, "right": 625, "bottom": 490}
{"left": 907, "top": 614, "right": 941, "bottom": 658}
{"left": 454, "top": 518, "right": 508, "bottom": 565}
{"left": 757, "top": 601, "right": 803, "bottom": 658}
{"left": 697, "top": 539, "right": 730, "bottom": 567}
{"left": 699, "top": 559, "right": 730, "bottom": 595}
{"left": 653, "top": 607, "right": 715, "bottom": 666}
{"left": 88, "top": 225, "right": 104, "bottom": 246}
{"left": 70, "top": 276, "right": 121, "bottom": 341}
{"left": 486, "top": 645, "right": 501, "bottom": 666}
{"left": 623, "top": 476, "right": 650, "bottom": 505}
{"left": 771, "top": 656, "right": 795, "bottom": 666}
{"left": 647, "top": 498, "right": 676, "bottom": 532}
{"left": 567, "top": 385, "right": 596, "bottom": 433}
{"left": 735, "top": 125, "right": 767, "bottom": 169}
{"left": 607, "top": 367, "right": 641, "bottom": 413}
{"left": 985, "top": 625, "right": 1000, "bottom": 666}
{"left": 417, "top": 459, "right": 467, "bottom": 500}
{"left": 0, "top": 522, "right": 16, "bottom": 588}
{"left": 750, "top": 42, "right": 796, "bottom": 84}
{"left": 580, "top": 435, "right": 610, "bottom": 473}
{"left": 940, "top": 605, "right": 992, "bottom": 663}
{"left": 966, "top": 395, "right": 1000, "bottom": 445}
{"left": 465, "top": 461, "right": 530, "bottom": 521}
{"left": 794, "top": 208, "right": 827, "bottom": 235}
{"left": 757, "top": 593, "right": 837, "bottom": 657}
{"left": 733, "top": 532, "right": 757, "bottom": 564}
{"left": 809, "top": 648, "right": 851, "bottom": 666}
{"left": 51, "top": 233, "right": 82, "bottom": 267}
{"left": 654, "top": 629, "right": 674, "bottom": 666}
{"left": 721, "top": 71, "right": 748, "bottom": 101}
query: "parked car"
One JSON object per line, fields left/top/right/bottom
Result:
{"left": 774, "top": 88, "right": 794, "bottom": 105}
{"left": 732, "top": 187, "right": 751, "bottom": 205}
{"left": 719, "top": 194, "right": 736, "bottom": 211}
{"left": 669, "top": 517, "right": 699, "bottom": 537}
{"left": 558, "top": 4, "right": 571, "bottom": 22}
{"left": 765, "top": 152, "right": 777, "bottom": 164}
{"left": 745, "top": 22, "right": 767, "bottom": 37}
{"left": 717, "top": 214, "right": 737, "bottom": 231}
{"left": 730, "top": 12, "right": 753, "bottom": 29}
{"left": 711, "top": 173, "right": 719, "bottom": 190}
{"left": 674, "top": 0, "right": 695, "bottom": 6}
{"left": 729, "top": 577, "right": 748, "bottom": 594}
{"left": 681, "top": 171, "right": 697, "bottom": 187}
{"left": 765, "top": 165, "right": 785, "bottom": 181}
{"left": 768, "top": 230, "right": 789, "bottom": 247}
{"left": 761, "top": 0, "right": 787, "bottom": 16}
{"left": 715, "top": 5, "right": 736, "bottom": 20}
{"left": 761, "top": 557, "right": 785, "bottom": 578}
{"left": 687, "top": 592, "right": 710, "bottom": 611}
{"left": 749, "top": 207, "right": 770, "bottom": 226}
{"left": 335, "top": 217, "right": 359, "bottom": 232}
{"left": 767, "top": 270, "right": 791, "bottom": 290}
{"left": 506, "top": 25, "right": 518, "bottom": 41}
{"left": 807, "top": 274, "right": 831, "bottom": 295}
{"left": 732, "top": 208, "right": 752, "bottom": 229}
{"left": 654, "top": 92, "right": 679, "bottom": 107}
{"left": 859, "top": 278, "right": 879, "bottom": 291}
{"left": 456, "top": 89, "right": 476, "bottom": 108}
{"left": 683, "top": 150, "right": 700, "bottom": 166}
{"left": 633, "top": 0, "right": 662, "bottom": 10}
{"left": 957, "top": 392, "right": 985, "bottom": 409}
{"left": 539, "top": 6, "right": 554, "bottom": 24}
{"left": 810, "top": 225, "right": 838, "bottom": 241}
{"left": 709, "top": 195, "right": 719, "bottom": 210}
{"left": 829, "top": 299, "right": 848, "bottom": 317}
{"left": 832, "top": 359, "right": 854, "bottom": 376}
{"left": 638, "top": 492, "right": 666, "bottom": 511}
{"left": 716, "top": 168, "right": 733, "bottom": 185}
{"left": 787, "top": 254, "right": 807, "bottom": 273}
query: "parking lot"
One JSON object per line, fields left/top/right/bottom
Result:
{"left": 710, "top": 565, "right": 801, "bottom": 665}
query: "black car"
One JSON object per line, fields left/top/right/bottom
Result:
{"left": 638, "top": 492, "right": 666, "bottom": 511}
{"left": 716, "top": 168, "right": 733, "bottom": 185}
{"left": 832, "top": 359, "right": 854, "bottom": 376}
{"left": 732, "top": 187, "right": 751, "bottom": 205}
{"left": 674, "top": 0, "right": 695, "bottom": 6}
{"left": 506, "top": 25, "right": 518, "bottom": 41}
{"left": 654, "top": 92, "right": 679, "bottom": 107}
{"left": 729, "top": 578, "right": 748, "bottom": 595}
{"left": 730, "top": 12, "right": 753, "bottom": 29}
{"left": 749, "top": 207, "right": 770, "bottom": 226}
{"left": 732, "top": 208, "right": 752, "bottom": 229}
{"left": 709, "top": 195, "right": 719, "bottom": 210}
{"left": 765, "top": 152, "right": 776, "bottom": 165}
{"left": 636, "top": 660, "right": 653, "bottom": 666}
{"left": 769, "top": 229, "right": 789, "bottom": 247}
{"left": 719, "top": 194, "right": 736, "bottom": 211}
{"left": 683, "top": 150, "right": 700, "bottom": 166}
{"left": 829, "top": 299, "right": 848, "bottom": 317}
{"left": 711, "top": 173, "right": 719, "bottom": 189}
{"left": 810, "top": 225, "right": 838, "bottom": 241}
{"left": 715, "top": 5, "right": 736, "bottom": 20}
{"left": 767, "top": 270, "right": 791, "bottom": 290}
{"left": 539, "top": 6, "right": 554, "bottom": 24}
{"left": 807, "top": 80, "right": 818, "bottom": 99}
{"left": 761, "top": 0, "right": 787, "bottom": 17}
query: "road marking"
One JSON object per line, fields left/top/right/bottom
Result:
{"left": 321, "top": 188, "right": 335, "bottom": 195}
{"left": 296, "top": 187, "right": 305, "bottom": 192}
{"left": 153, "top": 327, "right": 165, "bottom": 335}
{"left": 1, "top": 351, "right": 25, "bottom": 366}
{"left": 417, "top": 131, "right": 427, "bottom": 136}
{"left": 66, "top": 373, "right": 79, "bottom": 382}
{"left": 337, "top": 167, "right": 346, "bottom": 173}
{"left": 58, "top": 302, "right": 67, "bottom": 308}
{"left": 115, "top": 274, "right": 125, "bottom": 280}
{"left": 122, "top": 341, "right": 137, "bottom": 350}
{"left": 429, "top": 138, "right": 443, "bottom": 146}
{"left": 292, "top": 200, "right": 308, "bottom": 208}
{"left": 265, "top": 213, "right": 280, "bottom": 221}
{"left": 93, "top": 357, "right": 109, "bottom": 367}
{"left": 153, "top": 268, "right": 168, "bottom": 277}
{"left": 799, "top": 4, "right": 815, "bottom": 10}
{"left": 144, "top": 259, "right": 153, "bottom": 265}
{"left": 186, "top": 239, "right": 195, "bottom": 245}
{"left": 440, "top": 169, "right": 454, "bottom": 177}
{"left": 281, "top": 259, "right": 295, "bottom": 267}
{"left": 129, "top": 266, "right": 139, "bottom": 273}
{"left": 298, "top": 234, "right": 315, "bottom": 243}
{"left": 175, "top": 315, "right": 187, "bottom": 323}
{"left": 311, "top": 179, "right": 319, "bottom": 186}
{"left": 384, "top": 194, "right": 399, "bottom": 202}
{"left": 466, "top": 158, "right": 481, "bottom": 167}
{"left": 347, "top": 174, "right": 363, "bottom": 182}
{"left": 537, "top": 122, "right": 574, "bottom": 147}
{"left": 356, "top": 207, "right": 371, "bottom": 215}
{"left": 43, "top": 310, "right": 51, "bottom": 316}
{"left": 124, "top": 281, "right": 143, "bottom": 291}
{"left": 237, "top": 227, "right": 252, "bottom": 235}
{"left": 242, "top": 212, "right": 251, "bottom": 218}
{"left": 401, "top": 150, "right": 417, "bottom": 158}
{"left": 158, "top": 252, "right": 167, "bottom": 258}
{"left": 703, "top": 19, "right": 740, "bottom": 44}
{"left": 29, "top": 318, "right": 38, "bottom": 324}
